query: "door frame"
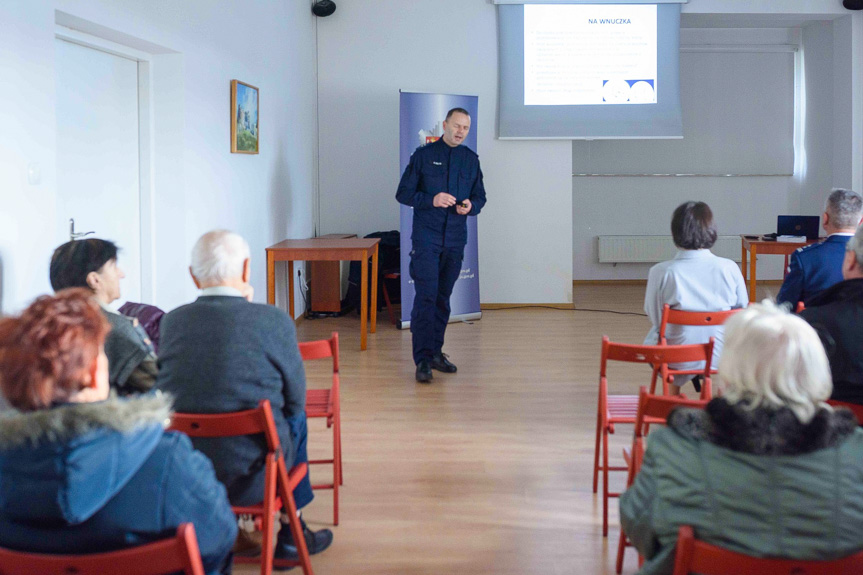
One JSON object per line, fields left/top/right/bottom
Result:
{"left": 55, "top": 26, "right": 156, "bottom": 303}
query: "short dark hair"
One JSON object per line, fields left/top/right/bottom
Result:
{"left": 445, "top": 107, "right": 470, "bottom": 121}
{"left": 49, "top": 239, "right": 119, "bottom": 292}
{"left": 671, "top": 201, "right": 717, "bottom": 250}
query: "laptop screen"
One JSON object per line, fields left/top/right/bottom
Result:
{"left": 777, "top": 215, "right": 820, "bottom": 239}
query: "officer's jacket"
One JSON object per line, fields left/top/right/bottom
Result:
{"left": 396, "top": 137, "right": 487, "bottom": 248}
{"left": 776, "top": 234, "right": 851, "bottom": 306}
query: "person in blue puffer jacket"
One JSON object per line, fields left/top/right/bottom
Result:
{"left": 0, "top": 289, "right": 237, "bottom": 575}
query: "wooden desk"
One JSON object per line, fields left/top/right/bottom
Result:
{"left": 266, "top": 238, "right": 380, "bottom": 350}
{"left": 740, "top": 235, "right": 820, "bottom": 302}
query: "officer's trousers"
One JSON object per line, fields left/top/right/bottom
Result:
{"left": 409, "top": 244, "right": 464, "bottom": 365}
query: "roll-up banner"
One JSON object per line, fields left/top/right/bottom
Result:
{"left": 398, "top": 91, "right": 482, "bottom": 329}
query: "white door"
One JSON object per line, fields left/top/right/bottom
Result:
{"left": 55, "top": 38, "right": 142, "bottom": 307}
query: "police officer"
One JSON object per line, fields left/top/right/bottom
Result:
{"left": 777, "top": 188, "right": 863, "bottom": 307}
{"left": 396, "top": 108, "right": 487, "bottom": 383}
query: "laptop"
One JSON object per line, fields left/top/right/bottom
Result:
{"left": 777, "top": 215, "right": 820, "bottom": 240}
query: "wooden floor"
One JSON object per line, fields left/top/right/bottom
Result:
{"left": 236, "top": 283, "right": 776, "bottom": 574}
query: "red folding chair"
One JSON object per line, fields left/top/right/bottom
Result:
{"left": 672, "top": 525, "right": 863, "bottom": 575}
{"left": 658, "top": 304, "right": 742, "bottom": 398}
{"left": 616, "top": 387, "right": 708, "bottom": 574}
{"left": 0, "top": 523, "right": 205, "bottom": 575}
{"left": 593, "top": 336, "right": 714, "bottom": 536}
{"left": 169, "top": 400, "right": 314, "bottom": 575}
{"left": 299, "top": 333, "right": 342, "bottom": 526}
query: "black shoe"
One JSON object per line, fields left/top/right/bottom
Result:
{"left": 430, "top": 352, "right": 457, "bottom": 373}
{"left": 273, "top": 518, "right": 333, "bottom": 570}
{"left": 415, "top": 360, "right": 433, "bottom": 383}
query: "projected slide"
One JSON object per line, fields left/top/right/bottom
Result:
{"left": 524, "top": 4, "right": 657, "bottom": 106}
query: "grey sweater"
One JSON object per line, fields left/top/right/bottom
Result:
{"left": 156, "top": 296, "right": 306, "bottom": 504}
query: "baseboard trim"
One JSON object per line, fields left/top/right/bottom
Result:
{"left": 573, "top": 280, "right": 647, "bottom": 286}
{"left": 573, "top": 279, "right": 785, "bottom": 287}
{"left": 482, "top": 303, "right": 575, "bottom": 310}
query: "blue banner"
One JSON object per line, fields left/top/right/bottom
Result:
{"left": 398, "top": 91, "right": 482, "bottom": 328}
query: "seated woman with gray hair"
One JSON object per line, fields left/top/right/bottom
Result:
{"left": 621, "top": 302, "right": 863, "bottom": 575}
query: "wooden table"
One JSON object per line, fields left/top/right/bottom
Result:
{"left": 740, "top": 235, "right": 820, "bottom": 302}
{"left": 266, "top": 238, "right": 380, "bottom": 350}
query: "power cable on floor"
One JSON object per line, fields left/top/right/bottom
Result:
{"left": 481, "top": 305, "right": 647, "bottom": 317}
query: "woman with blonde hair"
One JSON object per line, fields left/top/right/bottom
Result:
{"left": 621, "top": 301, "right": 863, "bottom": 575}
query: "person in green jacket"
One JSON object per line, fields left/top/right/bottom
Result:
{"left": 620, "top": 301, "right": 863, "bottom": 575}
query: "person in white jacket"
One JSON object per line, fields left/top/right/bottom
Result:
{"left": 643, "top": 201, "right": 748, "bottom": 393}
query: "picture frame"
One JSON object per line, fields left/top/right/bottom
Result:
{"left": 231, "top": 80, "right": 259, "bottom": 154}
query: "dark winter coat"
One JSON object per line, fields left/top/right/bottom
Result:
{"left": 620, "top": 398, "right": 863, "bottom": 575}
{"left": 801, "top": 277, "right": 863, "bottom": 404}
{"left": 0, "top": 394, "right": 237, "bottom": 575}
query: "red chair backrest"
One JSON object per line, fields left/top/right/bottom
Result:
{"left": 634, "top": 386, "right": 708, "bottom": 438}
{"left": 299, "top": 333, "right": 340, "bottom": 373}
{"left": 0, "top": 523, "right": 206, "bottom": 575}
{"left": 600, "top": 336, "right": 714, "bottom": 378}
{"left": 672, "top": 525, "right": 863, "bottom": 575}
{"left": 169, "top": 399, "right": 282, "bottom": 455}
{"left": 659, "top": 304, "right": 742, "bottom": 343}
{"left": 629, "top": 387, "right": 708, "bottom": 479}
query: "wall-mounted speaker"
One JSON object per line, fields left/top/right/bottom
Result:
{"left": 312, "top": 1, "right": 337, "bottom": 17}
{"left": 844, "top": 0, "right": 863, "bottom": 10}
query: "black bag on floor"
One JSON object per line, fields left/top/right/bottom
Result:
{"left": 345, "top": 230, "right": 400, "bottom": 312}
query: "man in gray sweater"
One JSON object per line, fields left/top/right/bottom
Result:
{"left": 156, "top": 230, "right": 332, "bottom": 566}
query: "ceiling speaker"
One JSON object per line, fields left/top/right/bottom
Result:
{"left": 844, "top": 0, "right": 863, "bottom": 9}
{"left": 312, "top": 1, "right": 336, "bottom": 17}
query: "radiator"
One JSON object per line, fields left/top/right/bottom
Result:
{"left": 597, "top": 235, "right": 742, "bottom": 263}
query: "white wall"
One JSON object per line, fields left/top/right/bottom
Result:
{"left": 573, "top": 6, "right": 863, "bottom": 282}
{"left": 316, "top": 0, "right": 573, "bottom": 305}
{"left": 0, "top": 0, "right": 317, "bottom": 315}
{"left": 572, "top": 29, "right": 800, "bottom": 282}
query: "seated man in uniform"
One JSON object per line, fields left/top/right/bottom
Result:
{"left": 800, "top": 223, "right": 863, "bottom": 404}
{"left": 776, "top": 188, "right": 863, "bottom": 307}
{"left": 49, "top": 239, "right": 157, "bottom": 395}
{"left": 156, "top": 230, "right": 332, "bottom": 566}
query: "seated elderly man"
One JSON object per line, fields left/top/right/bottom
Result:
{"left": 156, "top": 230, "right": 332, "bottom": 565}
{"left": 50, "top": 238, "right": 157, "bottom": 395}
{"left": 800, "top": 223, "right": 863, "bottom": 404}
{"left": 776, "top": 188, "right": 863, "bottom": 307}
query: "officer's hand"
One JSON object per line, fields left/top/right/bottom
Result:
{"left": 456, "top": 199, "right": 472, "bottom": 215}
{"left": 433, "top": 193, "right": 456, "bottom": 208}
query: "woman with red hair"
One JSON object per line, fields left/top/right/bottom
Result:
{"left": 0, "top": 289, "right": 237, "bottom": 574}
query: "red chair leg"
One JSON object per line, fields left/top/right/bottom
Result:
{"left": 333, "top": 413, "right": 341, "bottom": 525}
{"left": 602, "top": 421, "right": 610, "bottom": 537}
{"left": 592, "top": 410, "right": 603, "bottom": 494}
{"left": 336, "top": 410, "right": 343, "bottom": 487}
{"left": 382, "top": 279, "right": 395, "bottom": 325}
{"left": 260, "top": 457, "right": 277, "bottom": 575}
{"left": 615, "top": 529, "right": 628, "bottom": 573}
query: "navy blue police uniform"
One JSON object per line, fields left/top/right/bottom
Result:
{"left": 776, "top": 234, "right": 852, "bottom": 307}
{"left": 396, "top": 137, "right": 487, "bottom": 365}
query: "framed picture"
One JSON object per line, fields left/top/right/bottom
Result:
{"left": 231, "top": 80, "right": 259, "bottom": 154}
